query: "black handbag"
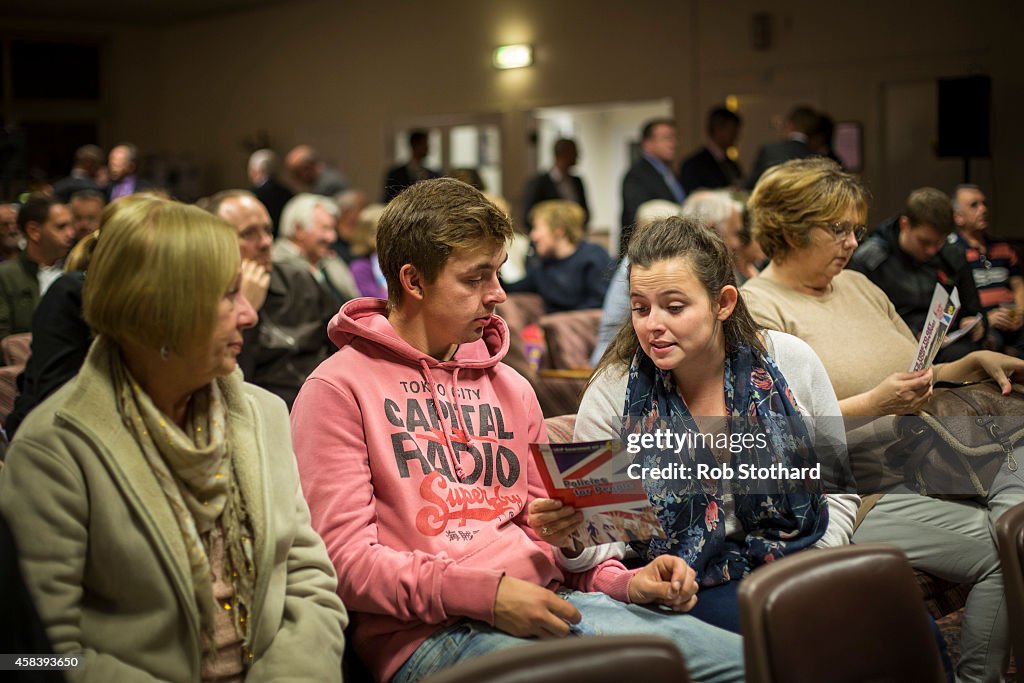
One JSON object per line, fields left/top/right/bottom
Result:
{"left": 892, "top": 381, "right": 1023, "bottom": 498}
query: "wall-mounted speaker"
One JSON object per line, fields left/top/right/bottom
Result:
{"left": 937, "top": 75, "right": 991, "bottom": 158}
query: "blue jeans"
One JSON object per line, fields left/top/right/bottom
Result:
{"left": 392, "top": 590, "right": 744, "bottom": 683}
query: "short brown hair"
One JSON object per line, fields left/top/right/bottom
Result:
{"left": 376, "top": 177, "right": 512, "bottom": 309}
{"left": 529, "top": 200, "right": 586, "bottom": 244}
{"left": 83, "top": 196, "right": 239, "bottom": 354}
{"left": 747, "top": 157, "right": 869, "bottom": 261}
{"left": 904, "top": 187, "right": 954, "bottom": 234}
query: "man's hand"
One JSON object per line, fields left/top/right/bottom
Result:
{"left": 627, "top": 555, "right": 699, "bottom": 612}
{"left": 988, "top": 307, "right": 1022, "bottom": 332}
{"left": 241, "top": 259, "right": 271, "bottom": 312}
{"left": 527, "top": 498, "right": 583, "bottom": 550}
{"left": 493, "top": 576, "right": 581, "bottom": 638}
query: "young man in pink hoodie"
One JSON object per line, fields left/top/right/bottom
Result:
{"left": 291, "top": 178, "right": 743, "bottom": 682}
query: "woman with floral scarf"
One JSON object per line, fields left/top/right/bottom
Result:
{"left": 529, "top": 216, "right": 859, "bottom": 633}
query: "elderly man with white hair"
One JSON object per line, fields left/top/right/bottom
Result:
{"left": 274, "top": 193, "right": 359, "bottom": 305}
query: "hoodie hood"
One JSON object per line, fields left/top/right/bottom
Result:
{"left": 328, "top": 297, "right": 509, "bottom": 370}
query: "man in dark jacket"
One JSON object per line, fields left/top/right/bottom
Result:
{"left": 209, "top": 190, "right": 337, "bottom": 408}
{"left": 619, "top": 118, "right": 685, "bottom": 255}
{"left": 849, "top": 187, "right": 985, "bottom": 362}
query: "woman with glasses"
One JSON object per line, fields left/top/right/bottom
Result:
{"left": 741, "top": 157, "right": 1023, "bottom": 683}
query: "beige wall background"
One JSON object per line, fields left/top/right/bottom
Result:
{"left": 7, "top": 0, "right": 1021, "bottom": 231}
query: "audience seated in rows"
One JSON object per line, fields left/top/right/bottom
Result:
{"left": 505, "top": 199, "right": 613, "bottom": 313}
{"left": 290, "top": 178, "right": 745, "bottom": 683}
{"left": 741, "top": 157, "right": 1024, "bottom": 683}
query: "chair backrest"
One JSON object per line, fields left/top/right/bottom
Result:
{"left": 739, "top": 544, "right": 946, "bottom": 683}
{"left": 995, "top": 501, "right": 1024, "bottom": 663}
{"left": 539, "top": 308, "right": 602, "bottom": 370}
{"left": 1, "top": 333, "right": 31, "bottom": 367}
{"left": 421, "top": 635, "right": 691, "bottom": 683}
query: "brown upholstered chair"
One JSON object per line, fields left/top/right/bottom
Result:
{"left": 995, "top": 501, "right": 1024, "bottom": 665}
{"left": 497, "top": 294, "right": 598, "bottom": 417}
{"left": 420, "top": 635, "right": 691, "bottom": 683}
{"left": 1, "top": 332, "right": 32, "bottom": 367}
{"left": 739, "top": 544, "right": 946, "bottom": 683}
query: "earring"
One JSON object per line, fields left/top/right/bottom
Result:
{"left": 160, "top": 346, "right": 170, "bottom": 361}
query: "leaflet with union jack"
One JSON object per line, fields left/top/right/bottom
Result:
{"left": 529, "top": 440, "right": 665, "bottom": 547}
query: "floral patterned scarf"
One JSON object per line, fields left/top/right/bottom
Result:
{"left": 623, "top": 341, "right": 828, "bottom": 585}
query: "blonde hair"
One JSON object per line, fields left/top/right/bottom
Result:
{"left": 529, "top": 200, "right": 586, "bottom": 244}
{"left": 747, "top": 157, "right": 869, "bottom": 261}
{"left": 83, "top": 196, "right": 240, "bottom": 354}
{"left": 64, "top": 230, "right": 100, "bottom": 272}
{"left": 351, "top": 203, "right": 386, "bottom": 257}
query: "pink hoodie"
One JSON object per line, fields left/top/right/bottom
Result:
{"left": 291, "top": 299, "right": 634, "bottom": 682}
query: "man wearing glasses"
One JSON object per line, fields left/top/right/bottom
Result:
{"left": 850, "top": 187, "right": 985, "bottom": 362}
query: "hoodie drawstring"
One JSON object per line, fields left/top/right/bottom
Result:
{"left": 419, "top": 361, "right": 469, "bottom": 482}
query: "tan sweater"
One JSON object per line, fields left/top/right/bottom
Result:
{"left": 740, "top": 270, "right": 918, "bottom": 401}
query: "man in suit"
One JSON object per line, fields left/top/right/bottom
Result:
{"left": 248, "top": 148, "right": 293, "bottom": 237}
{"left": 106, "top": 143, "right": 151, "bottom": 200}
{"left": 745, "top": 105, "right": 819, "bottom": 189}
{"left": 382, "top": 130, "right": 440, "bottom": 203}
{"left": 679, "top": 107, "right": 743, "bottom": 194}
{"left": 619, "top": 118, "right": 685, "bottom": 255}
{"left": 53, "top": 145, "right": 103, "bottom": 203}
{"left": 521, "top": 138, "right": 589, "bottom": 230}
{"left": 273, "top": 193, "right": 359, "bottom": 306}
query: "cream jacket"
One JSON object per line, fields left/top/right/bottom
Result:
{"left": 0, "top": 338, "right": 347, "bottom": 682}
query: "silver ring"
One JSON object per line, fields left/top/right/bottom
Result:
{"left": 542, "top": 526, "right": 551, "bottom": 536}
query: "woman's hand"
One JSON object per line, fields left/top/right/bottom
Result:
{"left": 867, "top": 368, "right": 934, "bottom": 415}
{"left": 527, "top": 498, "right": 583, "bottom": 550}
{"left": 627, "top": 555, "right": 698, "bottom": 612}
{"left": 939, "top": 350, "right": 1024, "bottom": 394}
{"left": 241, "top": 259, "right": 271, "bottom": 312}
